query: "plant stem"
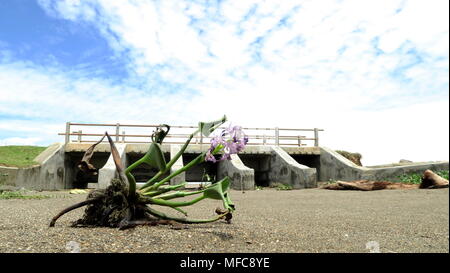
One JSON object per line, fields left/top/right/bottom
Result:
{"left": 145, "top": 206, "right": 230, "bottom": 224}
{"left": 142, "top": 153, "right": 206, "bottom": 192}
{"left": 139, "top": 129, "right": 200, "bottom": 191}
{"left": 153, "top": 189, "right": 204, "bottom": 200}
{"left": 145, "top": 195, "right": 206, "bottom": 207}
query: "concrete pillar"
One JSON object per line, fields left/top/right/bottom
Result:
{"left": 98, "top": 143, "right": 128, "bottom": 189}
{"left": 217, "top": 154, "right": 255, "bottom": 190}
{"left": 269, "top": 146, "right": 317, "bottom": 189}
{"left": 169, "top": 144, "right": 185, "bottom": 185}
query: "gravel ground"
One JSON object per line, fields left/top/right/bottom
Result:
{"left": 0, "top": 188, "right": 448, "bottom": 253}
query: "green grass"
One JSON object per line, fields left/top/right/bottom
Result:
{"left": 0, "top": 146, "right": 47, "bottom": 167}
{"left": 0, "top": 190, "right": 50, "bottom": 200}
{"left": 398, "top": 170, "right": 449, "bottom": 184}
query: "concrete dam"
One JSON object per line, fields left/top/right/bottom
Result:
{"left": 1, "top": 142, "right": 448, "bottom": 191}
{"left": 1, "top": 122, "right": 448, "bottom": 190}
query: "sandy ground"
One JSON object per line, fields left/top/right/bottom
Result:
{"left": 0, "top": 188, "right": 448, "bottom": 253}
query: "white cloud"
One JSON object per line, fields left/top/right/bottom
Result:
{"left": 0, "top": 137, "right": 43, "bottom": 146}
{"left": 0, "top": 0, "right": 448, "bottom": 166}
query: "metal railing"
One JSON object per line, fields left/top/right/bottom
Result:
{"left": 59, "top": 122, "right": 324, "bottom": 147}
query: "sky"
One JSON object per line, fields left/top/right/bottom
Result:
{"left": 0, "top": 0, "right": 448, "bottom": 166}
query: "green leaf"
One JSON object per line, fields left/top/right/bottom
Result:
{"left": 198, "top": 115, "right": 227, "bottom": 137}
{"left": 141, "top": 143, "right": 167, "bottom": 171}
{"left": 202, "top": 177, "right": 234, "bottom": 211}
{"left": 202, "top": 177, "right": 230, "bottom": 199}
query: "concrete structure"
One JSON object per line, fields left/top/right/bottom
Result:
{"left": 97, "top": 143, "right": 128, "bottom": 189}
{"left": 0, "top": 143, "right": 66, "bottom": 190}
{"left": 169, "top": 145, "right": 186, "bottom": 185}
{"left": 217, "top": 154, "right": 255, "bottom": 190}
{"left": 319, "top": 147, "right": 449, "bottom": 182}
{"left": 1, "top": 143, "right": 448, "bottom": 191}
{"left": 269, "top": 146, "right": 316, "bottom": 189}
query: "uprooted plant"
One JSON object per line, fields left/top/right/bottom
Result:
{"left": 49, "top": 115, "right": 249, "bottom": 229}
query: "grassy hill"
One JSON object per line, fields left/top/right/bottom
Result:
{"left": 0, "top": 146, "right": 47, "bottom": 167}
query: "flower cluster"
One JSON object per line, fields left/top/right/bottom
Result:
{"left": 205, "top": 125, "right": 249, "bottom": 163}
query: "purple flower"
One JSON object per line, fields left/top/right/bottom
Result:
{"left": 205, "top": 124, "right": 248, "bottom": 162}
{"left": 205, "top": 149, "right": 217, "bottom": 163}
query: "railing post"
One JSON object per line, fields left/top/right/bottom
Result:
{"left": 298, "top": 135, "right": 302, "bottom": 147}
{"left": 314, "top": 128, "right": 319, "bottom": 147}
{"left": 122, "top": 131, "right": 125, "bottom": 143}
{"left": 65, "top": 122, "right": 70, "bottom": 144}
{"left": 116, "top": 123, "right": 120, "bottom": 142}
{"left": 78, "top": 130, "right": 82, "bottom": 142}
{"left": 275, "top": 127, "right": 279, "bottom": 146}
{"left": 263, "top": 135, "right": 266, "bottom": 145}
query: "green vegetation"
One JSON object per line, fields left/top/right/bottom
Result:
{"left": 270, "top": 182, "right": 293, "bottom": 191}
{"left": 0, "top": 190, "right": 50, "bottom": 200}
{"left": 0, "top": 146, "right": 47, "bottom": 167}
{"left": 398, "top": 170, "right": 449, "bottom": 184}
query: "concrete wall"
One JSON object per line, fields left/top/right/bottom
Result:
{"left": 319, "top": 147, "right": 365, "bottom": 181}
{"left": 361, "top": 162, "right": 449, "bottom": 181}
{"left": 217, "top": 154, "right": 255, "bottom": 190}
{"left": 0, "top": 166, "right": 19, "bottom": 189}
{"left": 0, "top": 143, "right": 67, "bottom": 191}
{"left": 320, "top": 147, "right": 449, "bottom": 182}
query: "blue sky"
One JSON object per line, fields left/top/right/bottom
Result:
{"left": 0, "top": 0, "right": 448, "bottom": 165}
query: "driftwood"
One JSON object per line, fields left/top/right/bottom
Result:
{"left": 420, "top": 170, "right": 449, "bottom": 189}
{"left": 322, "top": 180, "right": 418, "bottom": 191}
{"left": 322, "top": 170, "right": 448, "bottom": 191}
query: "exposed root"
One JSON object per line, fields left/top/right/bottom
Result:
{"left": 215, "top": 208, "right": 232, "bottom": 224}
{"left": 49, "top": 197, "right": 103, "bottom": 227}
{"left": 70, "top": 179, "right": 143, "bottom": 228}
{"left": 118, "top": 218, "right": 187, "bottom": 230}
{"left": 50, "top": 178, "right": 231, "bottom": 229}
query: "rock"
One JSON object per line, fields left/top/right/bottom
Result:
{"left": 399, "top": 159, "right": 413, "bottom": 163}
{"left": 335, "top": 150, "right": 363, "bottom": 166}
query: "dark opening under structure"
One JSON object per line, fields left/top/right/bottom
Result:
{"left": 65, "top": 152, "right": 110, "bottom": 189}
{"left": 183, "top": 153, "right": 217, "bottom": 182}
{"left": 290, "top": 154, "right": 321, "bottom": 181}
{"left": 127, "top": 152, "right": 171, "bottom": 182}
{"left": 239, "top": 154, "right": 271, "bottom": 187}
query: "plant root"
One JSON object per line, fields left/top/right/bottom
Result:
{"left": 50, "top": 178, "right": 231, "bottom": 229}
{"left": 49, "top": 197, "right": 103, "bottom": 227}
